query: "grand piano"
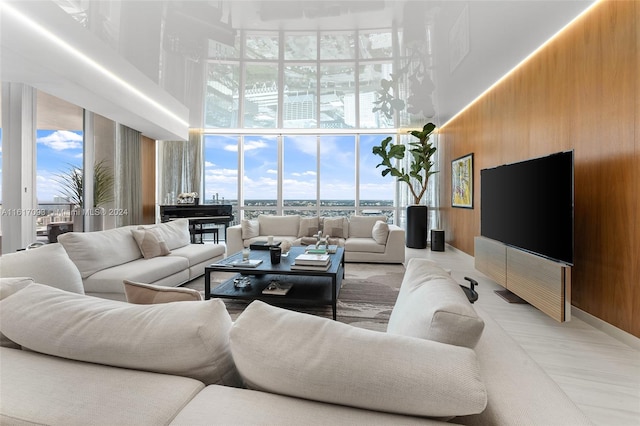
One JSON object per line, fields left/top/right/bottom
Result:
{"left": 160, "top": 204, "right": 234, "bottom": 244}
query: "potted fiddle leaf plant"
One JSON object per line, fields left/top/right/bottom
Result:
{"left": 372, "top": 122, "right": 438, "bottom": 248}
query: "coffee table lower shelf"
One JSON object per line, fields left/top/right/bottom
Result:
{"left": 209, "top": 273, "right": 339, "bottom": 319}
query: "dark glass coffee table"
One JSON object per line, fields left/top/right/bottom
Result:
{"left": 204, "top": 246, "right": 345, "bottom": 320}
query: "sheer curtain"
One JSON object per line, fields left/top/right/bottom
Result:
{"left": 158, "top": 130, "right": 203, "bottom": 205}
{"left": 115, "top": 124, "right": 142, "bottom": 226}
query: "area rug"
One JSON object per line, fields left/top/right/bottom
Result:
{"left": 184, "top": 263, "right": 405, "bottom": 331}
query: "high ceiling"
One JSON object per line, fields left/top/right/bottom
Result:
{"left": 1, "top": 0, "right": 596, "bottom": 138}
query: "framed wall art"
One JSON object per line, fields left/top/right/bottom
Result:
{"left": 452, "top": 153, "right": 474, "bottom": 208}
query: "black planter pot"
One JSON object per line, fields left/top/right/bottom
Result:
{"left": 406, "top": 205, "right": 428, "bottom": 249}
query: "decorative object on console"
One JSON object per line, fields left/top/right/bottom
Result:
{"left": 452, "top": 153, "right": 474, "bottom": 208}
{"left": 177, "top": 192, "right": 199, "bottom": 204}
{"left": 372, "top": 123, "right": 438, "bottom": 248}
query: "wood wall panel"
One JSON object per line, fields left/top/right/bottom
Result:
{"left": 439, "top": 1, "right": 639, "bottom": 337}
{"left": 634, "top": 0, "right": 640, "bottom": 344}
{"left": 141, "top": 135, "right": 156, "bottom": 224}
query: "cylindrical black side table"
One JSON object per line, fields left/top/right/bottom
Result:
{"left": 406, "top": 205, "right": 428, "bottom": 248}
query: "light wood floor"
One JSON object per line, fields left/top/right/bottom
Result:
{"left": 406, "top": 245, "right": 640, "bottom": 426}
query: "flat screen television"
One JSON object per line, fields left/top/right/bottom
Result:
{"left": 480, "top": 151, "right": 574, "bottom": 265}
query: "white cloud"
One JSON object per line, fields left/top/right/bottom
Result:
{"left": 291, "top": 170, "right": 317, "bottom": 177}
{"left": 244, "top": 139, "right": 269, "bottom": 151}
{"left": 205, "top": 161, "right": 215, "bottom": 168}
{"left": 37, "top": 130, "right": 82, "bottom": 151}
{"left": 266, "top": 169, "right": 277, "bottom": 174}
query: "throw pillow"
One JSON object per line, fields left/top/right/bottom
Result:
{"left": 241, "top": 219, "right": 259, "bottom": 239}
{"left": 124, "top": 280, "right": 202, "bottom": 304}
{"left": 140, "top": 219, "right": 191, "bottom": 250}
{"left": 349, "top": 215, "right": 387, "bottom": 238}
{"left": 131, "top": 228, "right": 171, "bottom": 259}
{"left": 0, "top": 283, "right": 241, "bottom": 387}
{"left": 387, "top": 258, "right": 485, "bottom": 349}
{"left": 297, "top": 217, "right": 319, "bottom": 238}
{"left": 0, "top": 243, "right": 84, "bottom": 294}
{"left": 230, "top": 301, "right": 487, "bottom": 418}
{"left": 322, "top": 217, "right": 348, "bottom": 239}
{"left": 371, "top": 220, "right": 389, "bottom": 244}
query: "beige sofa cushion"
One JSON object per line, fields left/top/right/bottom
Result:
{"left": 230, "top": 301, "right": 487, "bottom": 418}
{"left": 124, "top": 280, "right": 203, "bottom": 303}
{"left": 0, "top": 347, "right": 205, "bottom": 426}
{"left": 258, "top": 214, "right": 300, "bottom": 236}
{"left": 349, "top": 215, "right": 386, "bottom": 238}
{"left": 58, "top": 226, "right": 142, "bottom": 278}
{"left": 0, "top": 243, "right": 84, "bottom": 294}
{"left": 387, "top": 258, "right": 485, "bottom": 348}
{"left": 0, "top": 283, "right": 241, "bottom": 387}
{"left": 82, "top": 255, "right": 189, "bottom": 295}
{"left": 172, "top": 385, "right": 447, "bottom": 426}
{"left": 131, "top": 228, "right": 171, "bottom": 259}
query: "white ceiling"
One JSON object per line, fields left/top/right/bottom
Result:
{"left": 1, "top": 0, "right": 596, "bottom": 138}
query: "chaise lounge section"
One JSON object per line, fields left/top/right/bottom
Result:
{"left": 226, "top": 214, "right": 405, "bottom": 263}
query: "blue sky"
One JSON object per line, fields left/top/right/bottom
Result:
{"left": 36, "top": 130, "right": 83, "bottom": 202}
{"left": 0, "top": 129, "right": 83, "bottom": 203}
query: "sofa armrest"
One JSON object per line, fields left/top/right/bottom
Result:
{"left": 383, "top": 225, "right": 405, "bottom": 263}
{"left": 226, "top": 225, "right": 244, "bottom": 255}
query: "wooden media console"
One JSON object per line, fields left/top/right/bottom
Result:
{"left": 475, "top": 236, "right": 572, "bottom": 322}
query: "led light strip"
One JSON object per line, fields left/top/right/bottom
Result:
{"left": 0, "top": 1, "right": 189, "bottom": 128}
{"left": 440, "top": 0, "right": 602, "bottom": 130}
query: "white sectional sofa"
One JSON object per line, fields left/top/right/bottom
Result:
{"left": 0, "top": 254, "right": 592, "bottom": 425}
{"left": 0, "top": 219, "right": 226, "bottom": 301}
{"left": 227, "top": 214, "right": 405, "bottom": 263}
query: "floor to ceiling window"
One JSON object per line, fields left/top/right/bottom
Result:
{"left": 203, "top": 26, "right": 433, "bottom": 226}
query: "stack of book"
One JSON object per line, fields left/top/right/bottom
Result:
{"left": 305, "top": 244, "right": 338, "bottom": 254}
{"left": 291, "top": 253, "right": 332, "bottom": 271}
